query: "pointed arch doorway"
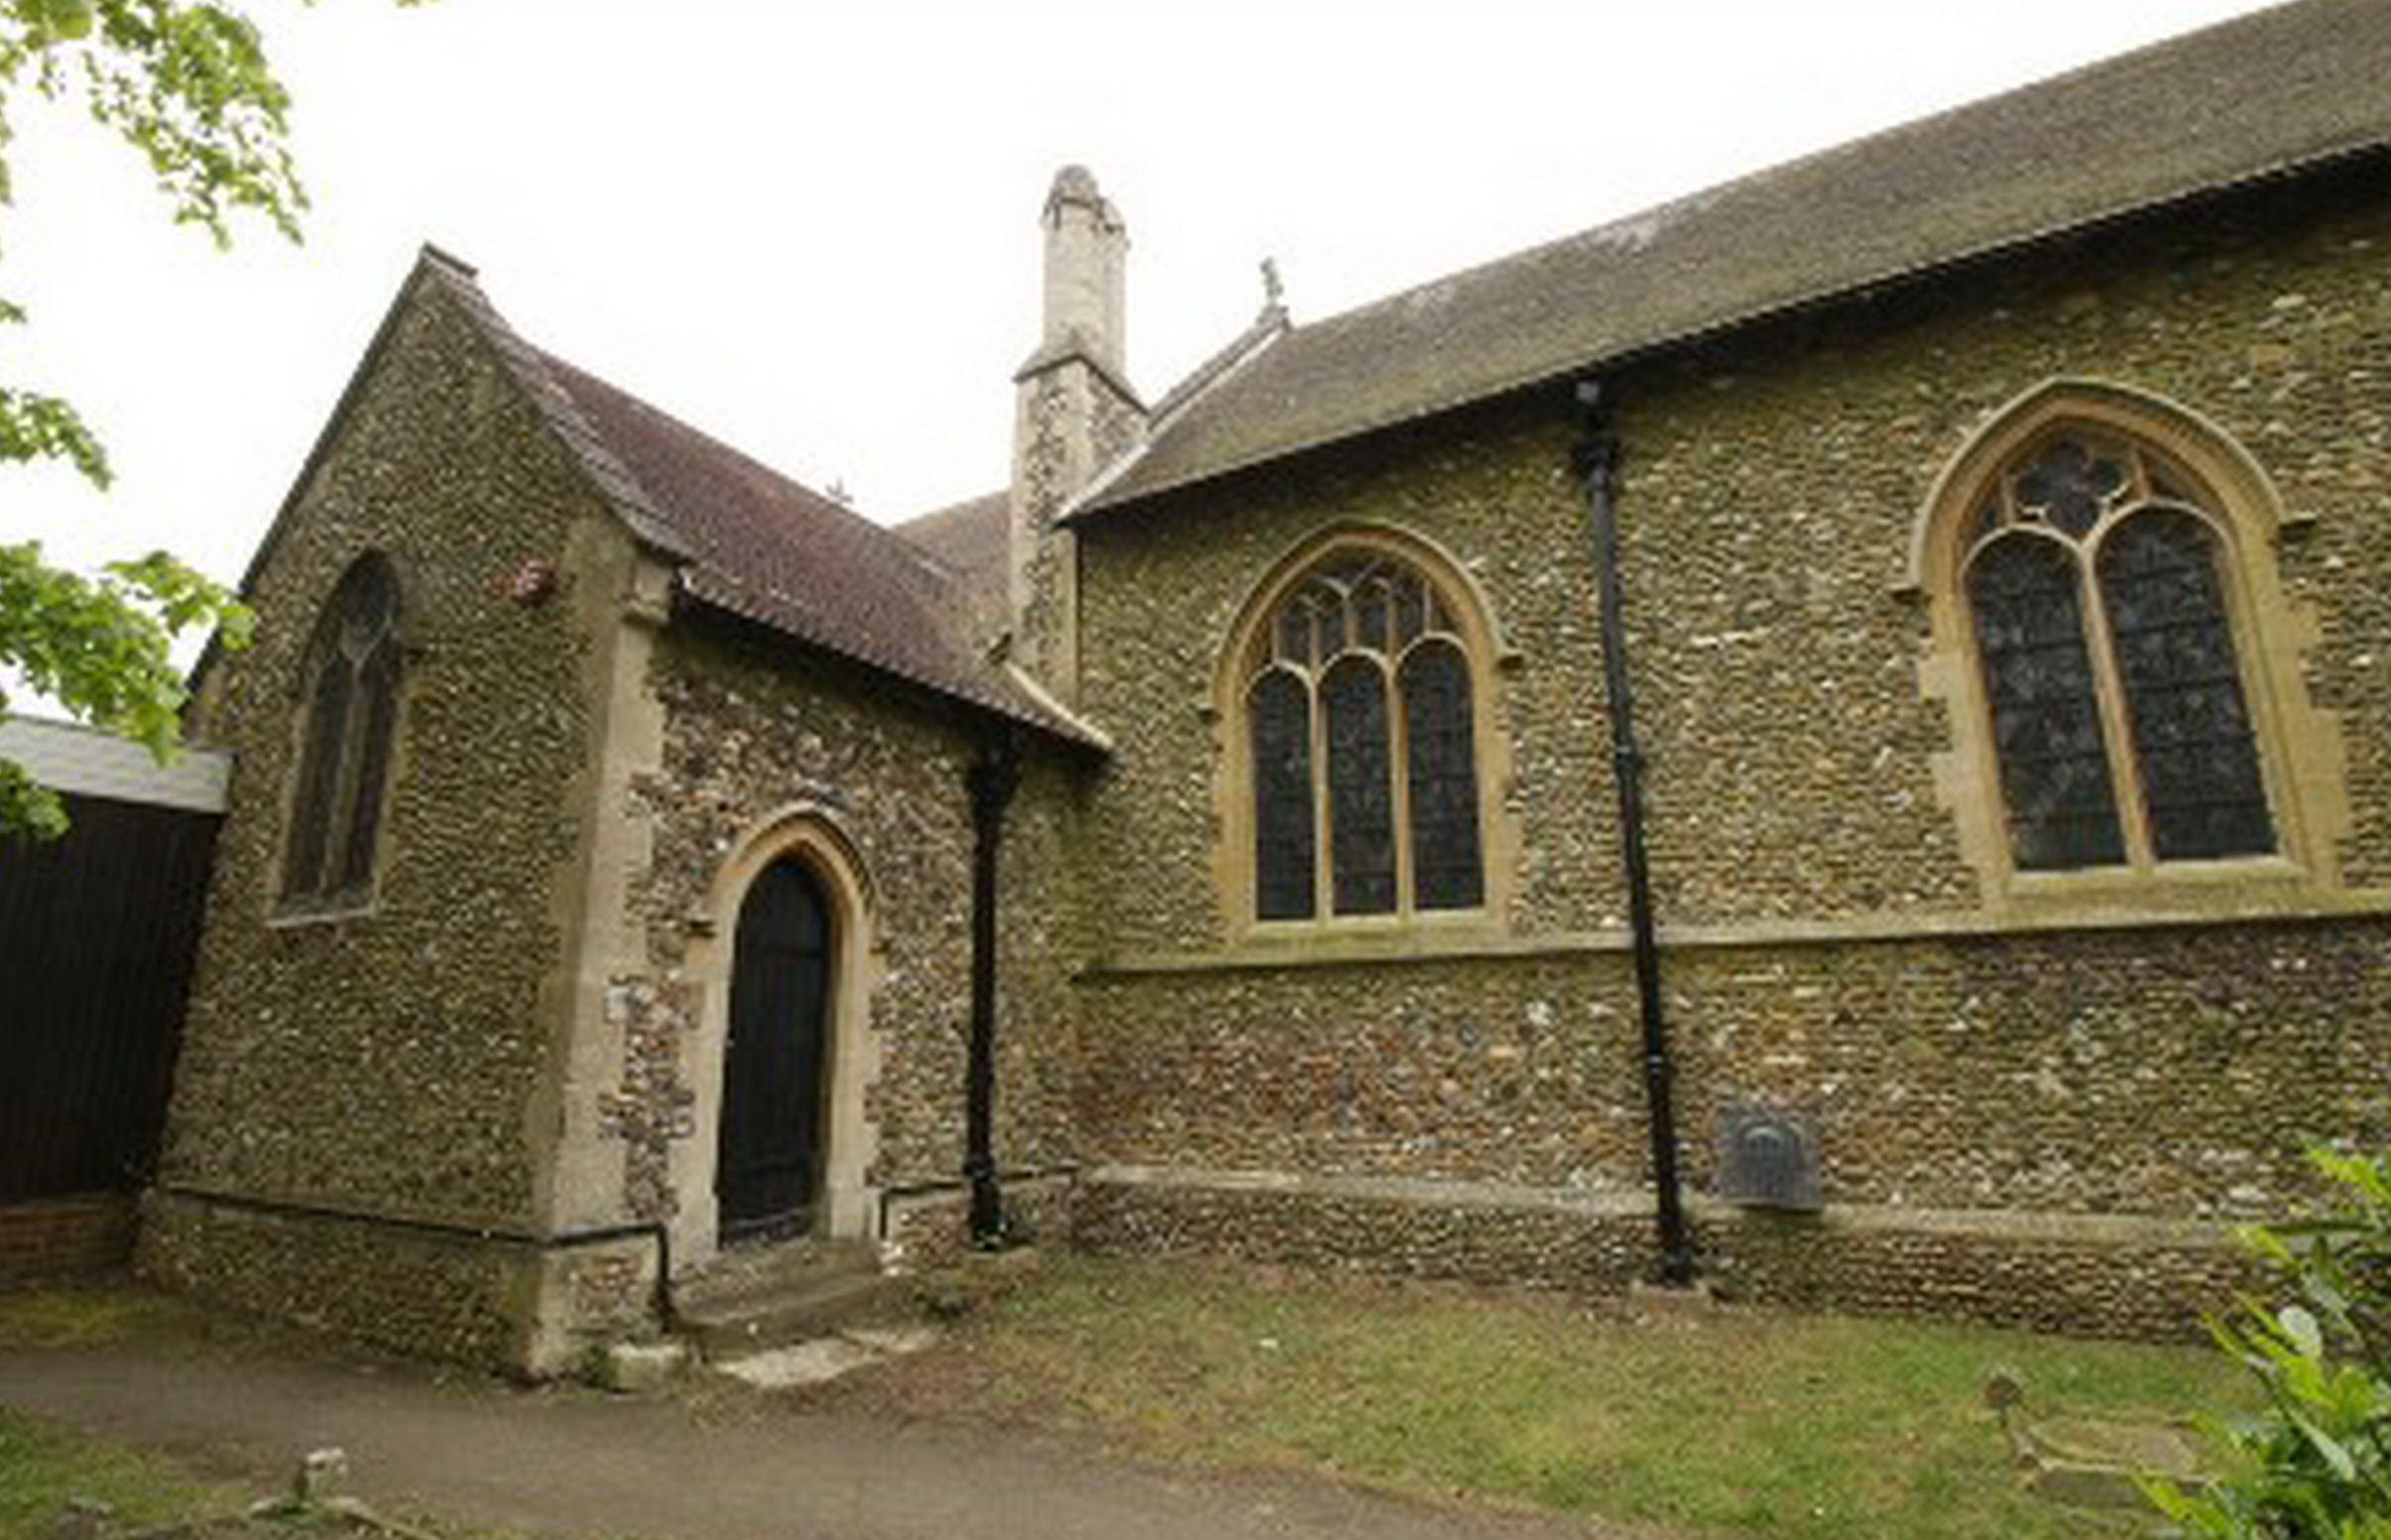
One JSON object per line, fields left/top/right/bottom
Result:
{"left": 716, "top": 857, "right": 835, "bottom": 1244}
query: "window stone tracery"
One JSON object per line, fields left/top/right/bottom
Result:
{"left": 1240, "top": 547, "right": 1487, "bottom": 923}
{"left": 1963, "top": 430, "right": 2272, "bottom": 873}
{"left": 1916, "top": 383, "right": 2349, "bottom": 907}
{"left": 282, "top": 552, "right": 404, "bottom": 909}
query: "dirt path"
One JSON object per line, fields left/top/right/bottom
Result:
{"left": 1, "top": 1338, "right": 1621, "bottom": 1540}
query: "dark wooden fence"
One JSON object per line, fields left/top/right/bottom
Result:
{"left": 0, "top": 791, "right": 221, "bottom": 1203}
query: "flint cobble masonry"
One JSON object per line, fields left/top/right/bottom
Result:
{"left": 1065, "top": 166, "right": 2391, "bottom": 1327}
{"left": 143, "top": 51, "right": 2391, "bottom": 1370}
{"left": 149, "top": 282, "right": 615, "bottom": 1364}
{"left": 629, "top": 625, "right": 1083, "bottom": 1218}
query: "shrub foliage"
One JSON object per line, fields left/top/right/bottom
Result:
{"left": 2147, "top": 1145, "right": 2391, "bottom": 1538}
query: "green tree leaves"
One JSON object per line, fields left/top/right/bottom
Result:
{"left": 1, "top": 1, "right": 310, "bottom": 245}
{"left": 0, "top": 1, "right": 419, "bottom": 838}
{"left": 2146, "top": 1144, "right": 2391, "bottom": 1538}
{"left": 0, "top": 542, "right": 251, "bottom": 837}
{"left": 0, "top": 386, "right": 110, "bottom": 485}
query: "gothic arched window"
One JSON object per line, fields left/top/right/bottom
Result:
{"left": 282, "top": 553, "right": 404, "bottom": 908}
{"left": 1953, "top": 423, "right": 2298, "bottom": 879}
{"left": 1243, "top": 548, "right": 1488, "bottom": 922}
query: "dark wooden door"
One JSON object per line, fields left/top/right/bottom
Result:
{"left": 716, "top": 858, "right": 833, "bottom": 1244}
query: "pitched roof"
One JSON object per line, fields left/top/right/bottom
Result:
{"left": 422, "top": 257, "right": 1103, "bottom": 748}
{"left": 1079, "top": 0, "right": 2391, "bottom": 517}
{"left": 894, "top": 490, "right": 1012, "bottom": 643}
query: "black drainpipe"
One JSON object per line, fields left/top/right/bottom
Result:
{"left": 1571, "top": 380, "right": 1697, "bottom": 1288}
{"left": 963, "top": 727, "right": 1022, "bottom": 1247}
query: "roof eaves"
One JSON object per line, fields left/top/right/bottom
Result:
{"left": 0, "top": 715, "right": 231, "bottom": 813}
{"left": 1082, "top": 132, "right": 2391, "bottom": 519}
{"left": 1000, "top": 661, "right": 1116, "bottom": 753}
{"left": 675, "top": 567, "right": 1107, "bottom": 751}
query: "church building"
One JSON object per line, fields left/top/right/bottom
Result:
{"left": 150, "top": 0, "right": 2391, "bottom": 1370}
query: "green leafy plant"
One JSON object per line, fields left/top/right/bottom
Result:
{"left": 0, "top": 0, "right": 422, "bottom": 838}
{"left": 2146, "top": 1145, "right": 2391, "bottom": 1538}
{"left": 0, "top": 543, "right": 250, "bottom": 836}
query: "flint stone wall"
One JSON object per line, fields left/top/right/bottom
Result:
{"left": 141, "top": 1192, "right": 655, "bottom": 1368}
{"left": 151, "top": 282, "right": 616, "bottom": 1354}
{"left": 1065, "top": 163, "right": 2391, "bottom": 1328}
{"left": 1071, "top": 1175, "right": 2259, "bottom": 1340}
{"left": 616, "top": 619, "right": 1082, "bottom": 1235}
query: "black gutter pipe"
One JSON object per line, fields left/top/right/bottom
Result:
{"left": 1570, "top": 380, "right": 1697, "bottom": 1288}
{"left": 963, "top": 728, "right": 1022, "bottom": 1247}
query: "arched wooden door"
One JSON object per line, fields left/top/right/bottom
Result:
{"left": 716, "top": 857, "right": 834, "bottom": 1244}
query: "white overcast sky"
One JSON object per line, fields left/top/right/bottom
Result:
{"left": 6, "top": 0, "right": 2269, "bottom": 663}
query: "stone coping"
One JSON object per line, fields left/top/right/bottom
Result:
{"left": 1084, "top": 1164, "right": 2236, "bottom": 1250}
{"left": 1079, "top": 889, "right": 2391, "bottom": 979}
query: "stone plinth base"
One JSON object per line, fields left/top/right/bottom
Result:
{"left": 1072, "top": 1166, "right": 2259, "bottom": 1341}
{"left": 139, "top": 1189, "right": 659, "bottom": 1374}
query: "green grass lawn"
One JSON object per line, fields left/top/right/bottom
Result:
{"left": 0, "top": 1408, "right": 244, "bottom": 1540}
{"left": 0, "top": 1289, "right": 237, "bottom": 1539}
{"left": 0, "top": 1287, "right": 207, "bottom": 1353}
{"left": 867, "top": 1255, "right": 2253, "bottom": 1540}
{"left": 4, "top": 1269, "right": 2253, "bottom": 1540}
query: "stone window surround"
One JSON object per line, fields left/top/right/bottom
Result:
{"left": 1907, "top": 378, "right": 2350, "bottom": 915}
{"left": 667, "top": 803, "right": 885, "bottom": 1276}
{"left": 270, "top": 550, "right": 411, "bottom": 926}
{"left": 1209, "top": 521, "right": 1522, "bottom": 948}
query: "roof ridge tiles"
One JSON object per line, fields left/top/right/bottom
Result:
{"left": 1079, "top": 0, "right": 2391, "bottom": 516}
{"left": 1147, "top": 301, "right": 1290, "bottom": 427}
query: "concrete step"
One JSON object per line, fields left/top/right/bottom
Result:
{"left": 674, "top": 1240, "right": 900, "bottom": 1358}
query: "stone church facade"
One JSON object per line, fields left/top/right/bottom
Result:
{"left": 152, "top": 1, "right": 2391, "bottom": 1370}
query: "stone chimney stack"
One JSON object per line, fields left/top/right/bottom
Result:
{"left": 1010, "top": 166, "right": 1143, "bottom": 706}
{"left": 1039, "top": 166, "right": 1129, "bottom": 376}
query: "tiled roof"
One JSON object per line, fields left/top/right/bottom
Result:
{"left": 419, "top": 257, "right": 1103, "bottom": 748}
{"left": 1079, "top": 0, "right": 2391, "bottom": 516}
{"left": 894, "top": 490, "right": 1012, "bottom": 644}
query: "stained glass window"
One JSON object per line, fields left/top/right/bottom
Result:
{"left": 1962, "top": 429, "right": 2277, "bottom": 875}
{"left": 285, "top": 659, "right": 351, "bottom": 896}
{"left": 1251, "top": 669, "right": 1317, "bottom": 920}
{"left": 283, "top": 554, "right": 404, "bottom": 907}
{"left": 2097, "top": 511, "right": 2273, "bottom": 861}
{"left": 1324, "top": 658, "right": 1396, "bottom": 913}
{"left": 2012, "top": 438, "right": 2127, "bottom": 538}
{"left": 1970, "top": 534, "right": 2124, "bottom": 870}
{"left": 1356, "top": 580, "right": 1391, "bottom": 652}
{"left": 1393, "top": 578, "right": 1426, "bottom": 647}
{"left": 1401, "top": 642, "right": 1484, "bottom": 910}
{"left": 1242, "top": 547, "right": 1491, "bottom": 923}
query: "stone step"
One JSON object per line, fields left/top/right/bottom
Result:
{"left": 677, "top": 1237, "right": 878, "bottom": 1308}
{"left": 674, "top": 1241, "right": 900, "bottom": 1358}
